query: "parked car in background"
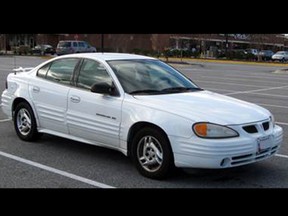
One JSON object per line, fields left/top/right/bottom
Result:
{"left": 244, "top": 48, "right": 258, "bottom": 60}
{"left": 245, "top": 48, "right": 258, "bottom": 56}
{"left": 56, "top": 40, "right": 96, "bottom": 55}
{"left": 258, "top": 50, "right": 274, "bottom": 61}
{"left": 272, "top": 51, "right": 288, "bottom": 62}
{"left": 31, "top": 44, "right": 55, "bottom": 55}
{"left": 1, "top": 53, "right": 283, "bottom": 179}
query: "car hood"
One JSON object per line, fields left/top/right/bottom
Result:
{"left": 133, "top": 90, "right": 270, "bottom": 125}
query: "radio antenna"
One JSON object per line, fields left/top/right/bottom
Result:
{"left": 14, "top": 55, "right": 16, "bottom": 74}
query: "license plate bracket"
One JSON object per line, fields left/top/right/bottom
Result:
{"left": 257, "top": 135, "right": 272, "bottom": 153}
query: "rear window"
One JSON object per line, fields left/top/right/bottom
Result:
{"left": 57, "top": 42, "right": 71, "bottom": 48}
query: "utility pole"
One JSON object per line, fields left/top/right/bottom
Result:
{"left": 101, "top": 34, "right": 104, "bottom": 53}
{"left": 225, "top": 34, "right": 228, "bottom": 58}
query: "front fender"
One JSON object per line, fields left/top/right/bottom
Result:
{"left": 121, "top": 97, "right": 194, "bottom": 142}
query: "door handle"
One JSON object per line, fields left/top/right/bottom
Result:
{"left": 32, "top": 86, "right": 40, "bottom": 93}
{"left": 70, "top": 96, "right": 80, "bottom": 103}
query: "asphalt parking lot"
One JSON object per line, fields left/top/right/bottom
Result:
{"left": 0, "top": 56, "right": 287, "bottom": 188}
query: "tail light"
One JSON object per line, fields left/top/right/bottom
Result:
{"left": 5, "top": 81, "right": 8, "bottom": 89}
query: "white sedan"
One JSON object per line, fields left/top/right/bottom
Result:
{"left": 272, "top": 51, "right": 288, "bottom": 62}
{"left": 1, "top": 53, "right": 283, "bottom": 179}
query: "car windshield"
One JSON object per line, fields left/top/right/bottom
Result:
{"left": 108, "top": 59, "right": 201, "bottom": 95}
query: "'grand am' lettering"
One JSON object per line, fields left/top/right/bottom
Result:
{"left": 96, "top": 113, "right": 116, "bottom": 120}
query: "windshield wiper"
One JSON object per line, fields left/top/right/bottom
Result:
{"left": 161, "top": 87, "right": 203, "bottom": 93}
{"left": 129, "top": 89, "right": 161, "bottom": 95}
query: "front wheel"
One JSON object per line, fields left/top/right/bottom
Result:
{"left": 131, "top": 127, "right": 174, "bottom": 179}
{"left": 14, "top": 102, "right": 39, "bottom": 141}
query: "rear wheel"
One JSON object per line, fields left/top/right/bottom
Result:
{"left": 14, "top": 102, "right": 39, "bottom": 141}
{"left": 131, "top": 127, "right": 174, "bottom": 179}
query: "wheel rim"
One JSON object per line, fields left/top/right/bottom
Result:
{"left": 137, "top": 136, "right": 163, "bottom": 173}
{"left": 16, "top": 108, "right": 32, "bottom": 136}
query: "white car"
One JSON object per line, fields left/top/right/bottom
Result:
{"left": 1, "top": 53, "right": 283, "bottom": 179}
{"left": 272, "top": 51, "right": 288, "bottom": 62}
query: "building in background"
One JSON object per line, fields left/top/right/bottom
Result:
{"left": 169, "top": 34, "right": 288, "bottom": 56}
{"left": 1, "top": 34, "right": 287, "bottom": 55}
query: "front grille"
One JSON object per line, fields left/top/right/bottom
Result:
{"left": 243, "top": 125, "right": 258, "bottom": 134}
{"left": 262, "top": 122, "right": 269, "bottom": 131}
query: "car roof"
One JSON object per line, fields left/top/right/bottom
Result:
{"left": 55, "top": 53, "right": 155, "bottom": 61}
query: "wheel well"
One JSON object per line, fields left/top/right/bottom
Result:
{"left": 127, "top": 122, "right": 169, "bottom": 157}
{"left": 12, "top": 98, "right": 30, "bottom": 117}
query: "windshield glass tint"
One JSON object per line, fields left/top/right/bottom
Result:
{"left": 108, "top": 59, "right": 199, "bottom": 94}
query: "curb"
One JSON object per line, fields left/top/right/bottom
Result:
{"left": 160, "top": 57, "right": 288, "bottom": 67}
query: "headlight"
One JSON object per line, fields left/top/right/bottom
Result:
{"left": 192, "top": 122, "right": 239, "bottom": 139}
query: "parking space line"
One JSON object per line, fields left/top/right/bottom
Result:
{"left": 203, "top": 87, "right": 288, "bottom": 98}
{"left": 224, "top": 85, "right": 288, "bottom": 96}
{"left": 276, "top": 154, "right": 288, "bottom": 159}
{"left": 276, "top": 122, "right": 288, "bottom": 126}
{"left": 195, "top": 80, "right": 267, "bottom": 88}
{"left": 196, "top": 73, "right": 288, "bottom": 82}
{"left": 256, "top": 103, "right": 288, "bottom": 109}
{"left": 0, "top": 119, "right": 11, "bottom": 123}
{"left": 0, "top": 150, "right": 115, "bottom": 188}
{"left": 205, "top": 87, "right": 235, "bottom": 92}
{"left": 199, "top": 75, "right": 288, "bottom": 85}
{"left": 246, "top": 92, "right": 288, "bottom": 98}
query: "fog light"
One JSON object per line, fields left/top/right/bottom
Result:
{"left": 220, "top": 158, "right": 230, "bottom": 167}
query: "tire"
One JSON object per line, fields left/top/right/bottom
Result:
{"left": 131, "top": 127, "right": 174, "bottom": 179}
{"left": 14, "top": 102, "right": 39, "bottom": 141}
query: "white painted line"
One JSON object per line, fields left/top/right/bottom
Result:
{"left": 206, "top": 87, "right": 288, "bottom": 98}
{"left": 199, "top": 75, "right": 288, "bottom": 85}
{"left": 194, "top": 80, "right": 266, "bottom": 88}
{"left": 256, "top": 103, "right": 288, "bottom": 109}
{"left": 0, "top": 119, "right": 11, "bottom": 123}
{"left": 248, "top": 92, "right": 288, "bottom": 98}
{"left": 276, "top": 122, "right": 288, "bottom": 126}
{"left": 276, "top": 154, "right": 288, "bottom": 159}
{"left": 224, "top": 85, "right": 288, "bottom": 96}
{"left": 0, "top": 150, "right": 115, "bottom": 188}
{"left": 205, "top": 87, "right": 235, "bottom": 92}
{"left": 197, "top": 73, "right": 288, "bottom": 82}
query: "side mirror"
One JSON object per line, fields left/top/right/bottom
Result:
{"left": 91, "top": 82, "right": 118, "bottom": 96}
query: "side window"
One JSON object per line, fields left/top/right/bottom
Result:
{"left": 73, "top": 42, "right": 78, "bottom": 47}
{"left": 46, "top": 58, "right": 79, "bottom": 85}
{"left": 77, "top": 59, "right": 113, "bottom": 90}
{"left": 37, "top": 63, "right": 51, "bottom": 78}
{"left": 83, "top": 42, "right": 89, "bottom": 48}
{"left": 79, "top": 42, "right": 85, "bottom": 47}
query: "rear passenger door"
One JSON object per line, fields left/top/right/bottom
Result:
{"left": 29, "top": 58, "right": 80, "bottom": 134}
{"left": 67, "top": 58, "right": 122, "bottom": 148}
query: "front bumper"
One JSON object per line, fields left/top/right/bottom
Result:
{"left": 171, "top": 123, "right": 283, "bottom": 169}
